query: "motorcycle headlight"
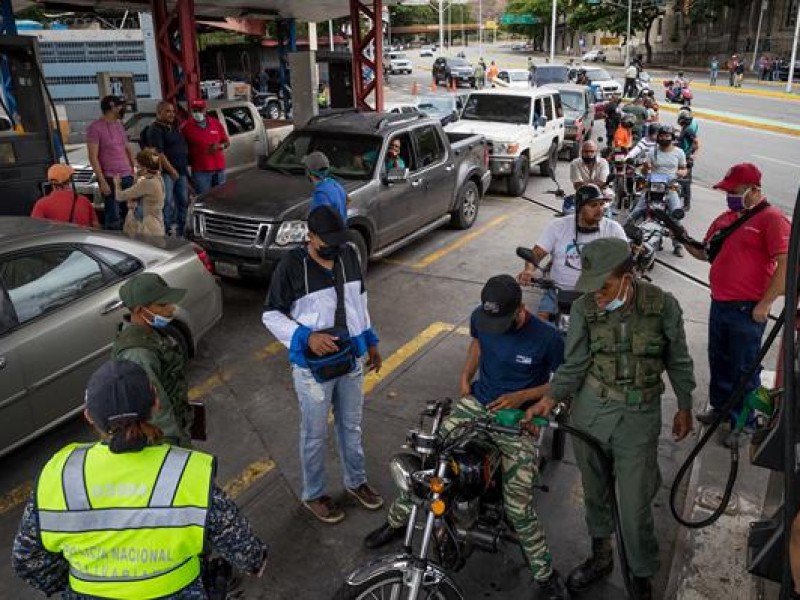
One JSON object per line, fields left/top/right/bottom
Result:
{"left": 275, "top": 220, "right": 308, "bottom": 246}
{"left": 390, "top": 453, "right": 422, "bottom": 494}
{"left": 651, "top": 183, "right": 666, "bottom": 193}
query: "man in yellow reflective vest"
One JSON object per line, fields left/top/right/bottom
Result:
{"left": 12, "top": 360, "right": 268, "bottom": 599}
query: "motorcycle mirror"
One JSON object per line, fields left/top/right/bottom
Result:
{"left": 516, "top": 246, "right": 539, "bottom": 265}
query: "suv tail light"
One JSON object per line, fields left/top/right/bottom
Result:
{"left": 193, "top": 243, "right": 214, "bottom": 275}
{"left": 483, "top": 145, "right": 489, "bottom": 169}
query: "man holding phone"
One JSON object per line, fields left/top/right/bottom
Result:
{"left": 181, "top": 99, "right": 230, "bottom": 195}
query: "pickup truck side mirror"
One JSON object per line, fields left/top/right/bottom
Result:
{"left": 384, "top": 167, "right": 410, "bottom": 185}
{"left": 257, "top": 155, "right": 269, "bottom": 169}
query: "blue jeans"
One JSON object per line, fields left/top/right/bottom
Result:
{"left": 163, "top": 173, "right": 189, "bottom": 236}
{"left": 102, "top": 174, "right": 134, "bottom": 230}
{"left": 292, "top": 358, "right": 367, "bottom": 501}
{"left": 628, "top": 190, "right": 684, "bottom": 249}
{"left": 708, "top": 300, "right": 767, "bottom": 422}
{"left": 192, "top": 170, "right": 226, "bottom": 196}
{"left": 537, "top": 288, "right": 558, "bottom": 316}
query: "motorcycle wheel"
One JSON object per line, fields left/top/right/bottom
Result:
{"left": 334, "top": 571, "right": 462, "bottom": 600}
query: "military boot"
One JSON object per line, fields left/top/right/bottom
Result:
{"left": 566, "top": 537, "right": 614, "bottom": 592}
{"left": 631, "top": 576, "right": 653, "bottom": 600}
{"left": 536, "top": 569, "right": 570, "bottom": 600}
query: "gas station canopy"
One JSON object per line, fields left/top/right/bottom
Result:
{"left": 11, "top": 0, "right": 373, "bottom": 22}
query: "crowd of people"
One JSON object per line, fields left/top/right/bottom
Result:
{"left": 30, "top": 95, "right": 230, "bottom": 239}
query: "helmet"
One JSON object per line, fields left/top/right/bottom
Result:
{"left": 647, "top": 123, "right": 660, "bottom": 137}
{"left": 677, "top": 108, "right": 693, "bottom": 125}
{"left": 575, "top": 184, "right": 604, "bottom": 210}
{"left": 657, "top": 125, "right": 675, "bottom": 141}
{"left": 622, "top": 115, "right": 636, "bottom": 127}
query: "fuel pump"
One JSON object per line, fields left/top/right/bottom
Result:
{"left": 0, "top": 35, "right": 58, "bottom": 216}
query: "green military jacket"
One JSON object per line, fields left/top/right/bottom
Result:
{"left": 113, "top": 321, "right": 192, "bottom": 447}
{"left": 550, "top": 282, "right": 695, "bottom": 411}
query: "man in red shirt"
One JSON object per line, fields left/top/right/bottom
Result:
{"left": 685, "top": 163, "right": 790, "bottom": 443}
{"left": 180, "top": 99, "right": 229, "bottom": 196}
{"left": 30, "top": 164, "right": 100, "bottom": 228}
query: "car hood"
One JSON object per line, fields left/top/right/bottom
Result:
{"left": 447, "top": 120, "right": 526, "bottom": 141}
{"left": 193, "top": 169, "right": 366, "bottom": 221}
{"left": 450, "top": 66, "right": 473, "bottom": 73}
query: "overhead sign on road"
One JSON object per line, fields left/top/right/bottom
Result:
{"left": 600, "top": 36, "right": 621, "bottom": 45}
{"left": 485, "top": 20, "right": 499, "bottom": 29}
{"left": 500, "top": 14, "right": 541, "bottom": 25}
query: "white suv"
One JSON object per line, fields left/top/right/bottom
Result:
{"left": 386, "top": 52, "right": 413, "bottom": 75}
{"left": 446, "top": 88, "right": 565, "bottom": 196}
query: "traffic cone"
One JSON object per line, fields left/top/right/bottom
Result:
{"left": 449, "top": 78, "right": 456, "bottom": 92}
{"left": 412, "top": 81, "right": 419, "bottom": 95}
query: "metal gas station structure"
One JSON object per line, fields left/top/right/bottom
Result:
{"left": 6, "top": 0, "right": 388, "bottom": 111}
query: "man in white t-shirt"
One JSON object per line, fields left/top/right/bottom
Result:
{"left": 569, "top": 140, "right": 612, "bottom": 203}
{"left": 518, "top": 185, "right": 628, "bottom": 320}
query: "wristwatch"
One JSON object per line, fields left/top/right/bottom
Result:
{"left": 552, "top": 401, "right": 569, "bottom": 421}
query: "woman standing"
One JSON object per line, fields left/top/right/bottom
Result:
{"left": 115, "top": 147, "right": 166, "bottom": 237}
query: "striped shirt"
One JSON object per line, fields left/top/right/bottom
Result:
{"left": 627, "top": 137, "right": 656, "bottom": 161}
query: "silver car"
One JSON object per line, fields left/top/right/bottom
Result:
{"left": 0, "top": 217, "right": 222, "bottom": 457}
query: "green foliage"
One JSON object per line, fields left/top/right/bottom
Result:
{"left": 566, "top": 0, "right": 665, "bottom": 35}
{"left": 389, "top": 3, "right": 473, "bottom": 28}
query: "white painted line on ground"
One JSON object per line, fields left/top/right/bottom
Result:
{"left": 751, "top": 154, "right": 800, "bottom": 169}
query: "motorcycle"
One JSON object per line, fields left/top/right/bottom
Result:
{"left": 635, "top": 71, "right": 652, "bottom": 96}
{"left": 663, "top": 79, "right": 693, "bottom": 106}
{"left": 336, "top": 399, "right": 546, "bottom": 600}
{"left": 626, "top": 172, "right": 685, "bottom": 260}
{"left": 609, "top": 148, "right": 638, "bottom": 215}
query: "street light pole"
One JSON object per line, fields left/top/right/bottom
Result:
{"left": 550, "top": 0, "right": 557, "bottom": 62}
{"left": 439, "top": 0, "right": 445, "bottom": 52}
{"left": 788, "top": 0, "right": 800, "bottom": 93}
{"left": 750, "top": 1, "right": 767, "bottom": 72}
{"left": 479, "top": 0, "right": 483, "bottom": 55}
{"left": 624, "top": 0, "right": 633, "bottom": 67}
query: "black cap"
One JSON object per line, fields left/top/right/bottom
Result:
{"left": 476, "top": 275, "right": 522, "bottom": 334}
{"left": 100, "top": 95, "right": 125, "bottom": 112}
{"left": 85, "top": 360, "right": 155, "bottom": 433}
{"left": 307, "top": 205, "right": 350, "bottom": 246}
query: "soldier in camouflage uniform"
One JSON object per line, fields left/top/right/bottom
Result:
{"left": 527, "top": 238, "right": 695, "bottom": 600}
{"left": 113, "top": 273, "right": 193, "bottom": 447}
{"left": 365, "top": 275, "right": 571, "bottom": 600}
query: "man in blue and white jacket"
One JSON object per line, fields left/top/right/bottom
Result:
{"left": 262, "top": 205, "right": 383, "bottom": 524}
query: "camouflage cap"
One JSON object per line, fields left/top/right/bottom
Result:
{"left": 574, "top": 238, "right": 631, "bottom": 293}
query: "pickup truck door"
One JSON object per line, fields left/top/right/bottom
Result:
{"left": 530, "top": 97, "right": 548, "bottom": 164}
{"left": 216, "top": 105, "right": 264, "bottom": 176}
{"left": 376, "top": 133, "right": 417, "bottom": 246}
{"left": 411, "top": 124, "right": 455, "bottom": 223}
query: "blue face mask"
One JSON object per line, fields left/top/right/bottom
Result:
{"left": 144, "top": 308, "right": 173, "bottom": 329}
{"left": 603, "top": 276, "right": 630, "bottom": 313}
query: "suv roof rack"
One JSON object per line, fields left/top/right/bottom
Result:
{"left": 375, "top": 112, "right": 427, "bottom": 130}
{"left": 307, "top": 108, "right": 361, "bottom": 125}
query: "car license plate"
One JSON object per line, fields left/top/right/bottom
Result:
{"left": 214, "top": 261, "right": 240, "bottom": 278}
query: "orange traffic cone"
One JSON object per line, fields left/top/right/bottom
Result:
{"left": 412, "top": 81, "right": 419, "bottom": 95}
{"left": 430, "top": 79, "right": 437, "bottom": 92}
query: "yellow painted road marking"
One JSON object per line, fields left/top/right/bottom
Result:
{"left": 690, "top": 81, "right": 800, "bottom": 101}
{"left": 223, "top": 458, "right": 277, "bottom": 499}
{"left": 659, "top": 104, "right": 800, "bottom": 137}
{"left": 413, "top": 214, "right": 511, "bottom": 269}
{"left": 0, "top": 480, "right": 33, "bottom": 515}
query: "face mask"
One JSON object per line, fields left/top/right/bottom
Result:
{"left": 317, "top": 244, "right": 342, "bottom": 260}
{"left": 604, "top": 276, "right": 630, "bottom": 313}
{"left": 582, "top": 156, "right": 596, "bottom": 164}
{"left": 192, "top": 111, "right": 205, "bottom": 122}
{"left": 658, "top": 140, "right": 671, "bottom": 148}
{"left": 144, "top": 307, "right": 173, "bottom": 329}
{"left": 727, "top": 188, "right": 749, "bottom": 211}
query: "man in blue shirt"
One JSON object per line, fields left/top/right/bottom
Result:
{"left": 364, "top": 275, "right": 570, "bottom": 600}
{"left": 302, "top": 151, "right": 348, "bottom": 218}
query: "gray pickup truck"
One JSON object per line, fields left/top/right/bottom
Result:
{"left": 188, "top": 111, "right": 491, "bottom": 278}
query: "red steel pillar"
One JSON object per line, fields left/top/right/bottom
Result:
{"left": 151, "top": 0, "right": 201, "bottom": 107}
{"left": 349, "top": 0, "right": 384, "bottom": 111}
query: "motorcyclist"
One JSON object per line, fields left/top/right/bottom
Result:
{"left": 518, "top": 184, "right": 627, "bottom": 321}
{"left": 622, "top": 96, "right": 648, "bottom": 141}
{"left": 626, "top": 125, "right": 687, "bottom": 256}
{"left": 604, "top": 94, "right": 623, "bottom": 147}
{"left": 676, "top": 108, "right": 699, "bottom": 210}
{"left": 612, "top": 115, "right": 636, "bottom": 151}
{"left": 364, "top": 275, "right": 571, "bottom": 600}
{"left": 568, "top": 140, "right": 613, "bottom": 205}
{"left": 627, "top": 123, "right": 659, "bottom": 162}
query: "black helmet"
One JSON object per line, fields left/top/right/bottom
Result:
{"left": 575, "top": 184, "right": 604, "bottom": 209}
{"left": 677, "top": 108, "right": 693, "bottom": 125}
{"left": 647, "top": 123, "right": 660, "bottom": 137}
{"left": 657, "top": 125, "right": 674, "bottom": 141}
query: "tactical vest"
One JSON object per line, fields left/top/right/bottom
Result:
{"left": 113, "top": 324, "right": 192, "bottom": 435}
{"left": 584, "top": 282, "right": 667, "bottom": 402}
{"left": 37, "top": 443, "right": 213, "bottom": 599}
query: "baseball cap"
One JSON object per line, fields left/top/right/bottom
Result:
{"left": 307, "top": 205, "right": 351, "bottom": 246}
{"left": 574, "top": 238, "right": 631, "bottom": 293}
{"left": 47, "top": 163, "right": 75, "bottom": 184}
{"left": 119, "top": 273, "right": 187, "bottom": 309}
{"left": 100, "top": 95, "right": 126, "bottom": 112}
{"left": 301, "top": 151, "right": 331, "bottom": 175}
{"left": 85, "top": 360, "right": 155, "bottom": 433}
{"left": 475, "top": 275, "right": 522, "bottom": 334}
{"left": 189, "top": 99, "right": 207, "bottom": 111}
{"left": 713, "top": 163, "right": 762, "bottom": 193}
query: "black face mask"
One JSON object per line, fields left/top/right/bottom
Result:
{"left": 658, "top": 140, "right": 671, "bottom": 148}
{"left": 317, "top": 244, "right": 342, "bottom": 260}
{"left": 582, "top": 156, "right": 596, "bottom": 164}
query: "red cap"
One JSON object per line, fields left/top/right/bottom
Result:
{"left": 189, "top": 99, "right": 207, "bottom": 110}
{"left": 713, "top": 163, "right": 762, "bottom": 193}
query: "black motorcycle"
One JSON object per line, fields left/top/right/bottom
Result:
{"left": 336, "top": 399, "right": 545, "bottom": 600}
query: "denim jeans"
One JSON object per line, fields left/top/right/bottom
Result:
{"left": 192, "top": 170, "right": 227, "bottom": 196}
{"left": 292, "top": 358, "right": 367, "bottom": 501}
{"left": 102, "top": 174, "right": 134, "bottom": 230}
{"left": 163, "top": 173, "right": 189, "bottom": 236}
{"left": 627, "top": 190, "right": 684, "bottom": 249}
{"left": 708, "top": 300, "right": 767, "bottom": 422}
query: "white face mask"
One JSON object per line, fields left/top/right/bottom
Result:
{"left": 191, "top": 111, "right": 205, "bottom": 122}
{"left": 603, "top": 276, "right": 630, "bottom": 313}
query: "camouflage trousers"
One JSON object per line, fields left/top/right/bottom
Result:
{"left": 386, "top": 396, "right": 553, "bottom": 581}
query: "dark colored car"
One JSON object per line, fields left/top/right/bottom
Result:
{"left": 530, "top": 64, "right": 572, "bottom": 87}
{"left": 544, "top": 83, "right": 596, "bottom": 160}
{"left": 432, "top": 57, "right": 476, "bottom": 88}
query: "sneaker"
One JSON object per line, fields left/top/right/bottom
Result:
{"left": 673, "top": 246, "right": 684, "bottom": 257}
{"left": 303, "top": 496, "right": 345, "bottom": 524}
{"left": 347, "top": 483, "right": 384, "bottom": 510}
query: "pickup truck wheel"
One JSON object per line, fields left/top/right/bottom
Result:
{"left": 266, "top": 102, "right": 281, "bottom": 120}
{"left": 451, "top": 180, "right": 480, "bottom": 229}
{"left": 539, "top": 143, "right": 558, "bottom": 177}
{"left": 348, "top": 230, "right": 369, "bottom": 275}
{"left": 507, "top": 157, "right": 530, "bottom": 196}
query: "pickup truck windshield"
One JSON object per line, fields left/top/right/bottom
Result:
{"left": 585, "top": 68, "right": 612, "bottom": 81}
{"left": 559, "top": 91, "right": 585, "bottom": 114}
{"left": 461, "top": 95, "right": 531, "bottom": 125}
{"left": 265, "top": 132, "right": 382, "bottom": 180}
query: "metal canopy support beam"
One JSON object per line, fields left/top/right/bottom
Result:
{"left": 349, "top": 0, "right": 383, "bottom": 111}
{"left": 1, "top": 0, "right": 17, "bottom": 35}
{"left": 277, "top": 18, "right": 296, "bottom": 102}
{"left": 151, "top": 0, "right": 201, "bottom": 106}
